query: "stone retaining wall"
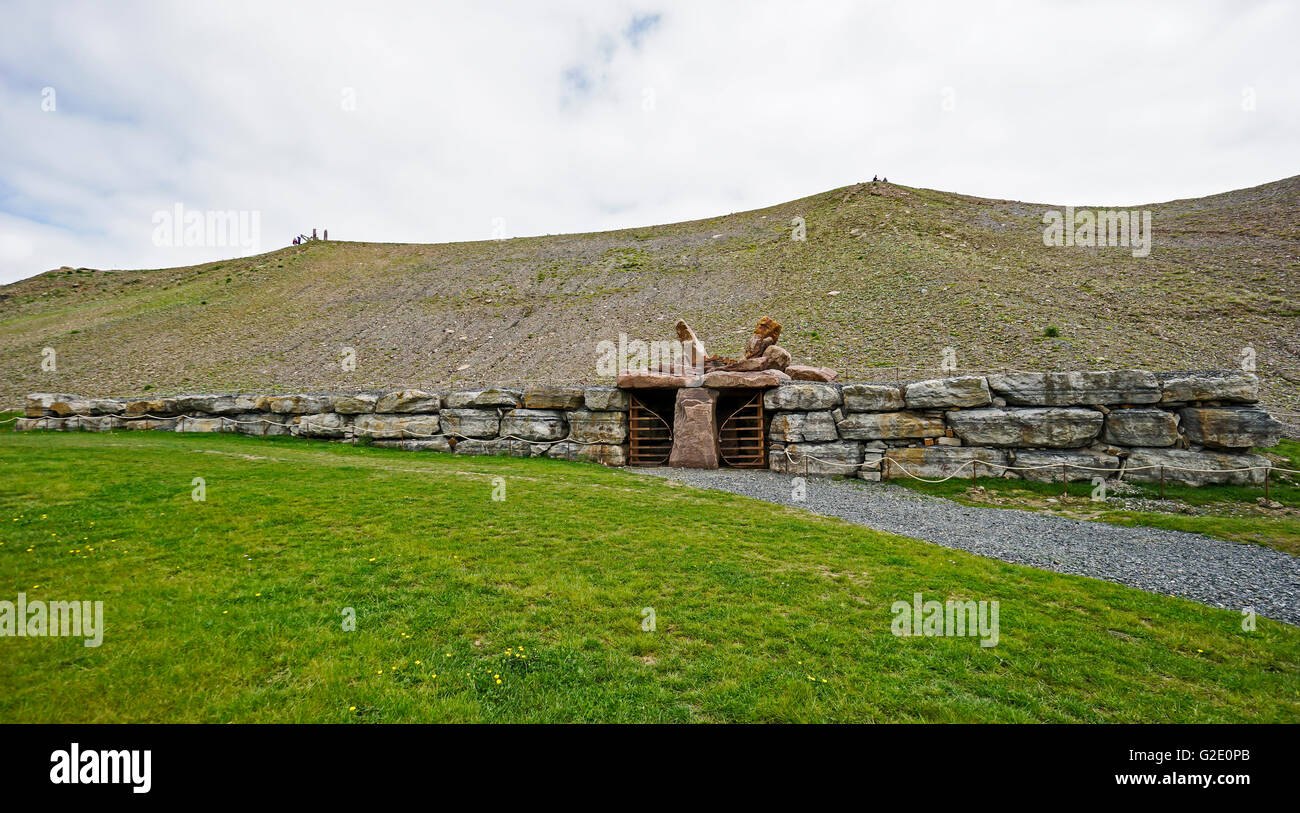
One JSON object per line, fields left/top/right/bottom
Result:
{"left": 764, "top": 370, "right": 1285, "bottom": 485}
{"left": 18, "top": 386, "right": 632, "bottom": 466}
{"left": 18, "top": 369, "right": 1288, "bottom": 485}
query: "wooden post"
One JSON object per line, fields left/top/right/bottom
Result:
{"left": 971, "top": 459, "right": 978, "bottom": 486}
{"left": 1264, "top": 466, "right": 1270, "bottom": 502}
{"left": 1159, "top": 465, "right": 1165, "bottom": 500}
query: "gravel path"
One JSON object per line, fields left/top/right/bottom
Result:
{"left": 640, "top": 468, "right": 1300, "bottom": 626}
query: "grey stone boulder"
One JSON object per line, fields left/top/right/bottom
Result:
{"left": 567, "top": 410, "right": 629, "bottom": 444}
{"left": 233, "top": 413, "right": 290, "bottom": 436}
{"left": 986, "top": 370, "right": 1160, "bottom": 406}
{"left": 291, "top": 413, "right": 351, "bottom": 439}
{"left": 546, "top": 442, "right": 628, "bottom": 466}
{"left": 523, "top": 386, "right": 585, "bottom": 410}
{"left": 946, "top": 407, "right": 1103, "bottom": 448}
{"left": 354, "top": 413, "right": 442, "bottom": 440}
{"left": 903, "top": 376, "right": 991, "bottom": 409}
{"left": 841, "top": 383, "right": 905, "bottom": 412}
{"left": 439, "top": 408, "right": 501, "bottom": 439}
{"left": 124, "top": 397, "right": 179, "bottom": 417}
{"left": 1011, "top": 449, "right": 1121, "bottom": 482}
{"left": 837, "top": 411, "right": 946, "bottom": 440}
{"left": 444, "top": 388, "right": 522, "bottom": 409}
{"left": 1124, "top": 448, "right": 1269, "bottom": 486}
{"left": 1159, "top": 371, "right": 1259, "bottom": 404}
{"left": 79, "top": 415, "right": 125, "bottom": 432}
{"left": 374, "top": 389, "right": 442, "bottom": 413}
{"left": 123, "top": 417, "right": 180, "bottom": 431}
{"left": 48, "top": 398, "right": 92, "bottom": 417}
{"left": 24, "top": 393, "right": 81, "bottom": 417}
{"left": 267, "top": 394, "right": 332, "bottom": 414}
{"left": 331, "top": 392, "right": 380, "bottom": 414}
{"left": 452, "top": 438, "right": 513, "bottom": 456}
{"left": 769, "top": 411, "right": 839, "bottom": 443}
{"left": 769, "top": 440, "right": 862, "bottom": 475}
{"left": 175, "top": 416, "right": 234, "bottom": 433}
{"left": 500, "top": 409, "right": 568, "bottom": 441}
{"left": 882, "top": 446, "right": 1009, "bottom": 479}
{"left": 1178, "top": 407, "right": 1284, "bottom": 451}
{"left": 762, "top": 382, "right": 842, "bottom": 411}
{"left": 1102, "top": 408, "right": 1180, "bottom": 447}
{"left": 170, "top": 393, "right": 266, "bottom": 415}
{"left": 371, "top": 437, "right": 453, "bottom": 453}
{"left": 583, "top": 387, "right": 629, "bottom": 411}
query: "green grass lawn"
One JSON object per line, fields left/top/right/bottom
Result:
{"left": 892, "top": 439, "right": 1300, "bottom": 556}
{"left": 1, "top": 429, "right": 1297, "bottom": 722}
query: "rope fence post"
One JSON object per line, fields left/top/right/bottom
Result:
{"left": 1159, "top": 465, "right": 1165, "bottom": 500}
{"left": 1264, "top": 466, "right": 1270, "bottom": 502}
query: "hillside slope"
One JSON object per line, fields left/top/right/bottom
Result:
{"left": 2, "top": 177, "right": 1298, "bottom": 417}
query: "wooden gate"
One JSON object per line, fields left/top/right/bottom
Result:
{"left": 719, "top": 392, "right": 766, "bottom": 468}
{"left": 628, "top": 394, "right": 673, "bottom": 465}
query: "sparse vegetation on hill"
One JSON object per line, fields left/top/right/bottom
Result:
{"left": 2, "top": 178, "right": 1297, "bottom": 420}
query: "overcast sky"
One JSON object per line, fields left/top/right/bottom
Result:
{"left": 0, "top": 0, "right": 1296, "bottom": 284}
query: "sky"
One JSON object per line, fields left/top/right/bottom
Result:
{"left": 0, "top": 0, "right": 1296, "bottom": 284}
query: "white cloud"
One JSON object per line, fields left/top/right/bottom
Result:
{"left": 0, "top": 0, "right": 1295, "bottom": 283}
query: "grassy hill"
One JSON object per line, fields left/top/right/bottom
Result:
{"left": 2, "top": 177, "right": 1297, "bottom": 418}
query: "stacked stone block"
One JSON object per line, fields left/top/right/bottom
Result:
{"left": 19, "top": 385, "right": 631, "bottom": 467}
{"left": 765, "top": 370, "right": 1283, "bottom": 485}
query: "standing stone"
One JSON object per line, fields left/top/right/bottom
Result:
{"left": 668, "top": 388, "right": 721, "bottom": 469}
{"left": 744, "top": 317, "right": 782, "bottom": 358}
